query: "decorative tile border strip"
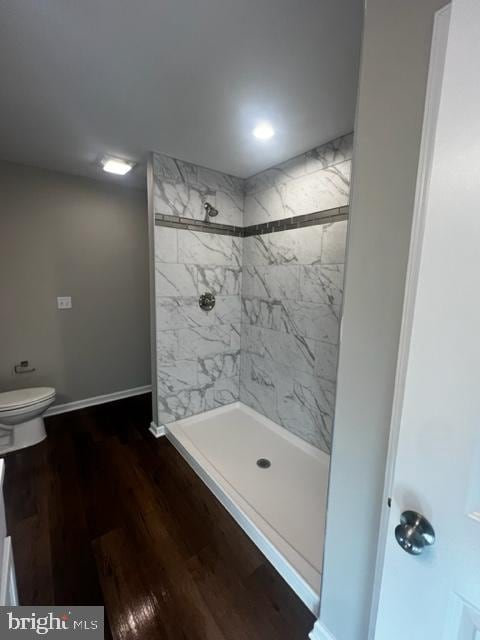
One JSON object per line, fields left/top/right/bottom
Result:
{"left": 243, "top": 205, "right": 349, "bottom": 237}
{"left": 154, "top": 205, "right": 349, "bottom": 237}
{"left": 154, "top": 213, "right": 243, "bottom": 236}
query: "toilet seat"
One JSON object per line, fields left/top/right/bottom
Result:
{"left": 0, "top": 388, "right": 56, "bottom": 412}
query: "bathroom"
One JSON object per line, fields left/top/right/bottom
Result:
{"left": 0, "top": 1, "right": 475, "bottom": 639}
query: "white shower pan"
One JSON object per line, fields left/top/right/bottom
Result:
{"left": 166, "top": 401, "right": 329, "bottom": 614}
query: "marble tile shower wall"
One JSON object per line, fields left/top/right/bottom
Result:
{"left": 244, "top": 133, "right": 353, "bottom": 226}
{"left": 152, "top": 133, "right": 352, "bottom": 452}
{"left": 153, "top": 153, "right": 244, "bottom": 225}
{"left": 153, "top": 153, "right": 244, "bottom": 424}
{"left": 240, "top": 133, "right": 353, "bottom": 453}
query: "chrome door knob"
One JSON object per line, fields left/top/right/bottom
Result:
{"left": 395, "top": 510, "right": 435, "bottom": 555}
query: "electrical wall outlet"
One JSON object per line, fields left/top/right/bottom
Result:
{"left": 57, "top": 296, "right": 72, "bottom": 309}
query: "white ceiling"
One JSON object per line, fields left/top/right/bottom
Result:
{"left": 0, "top": 0, "right": 363, "bottom": 188}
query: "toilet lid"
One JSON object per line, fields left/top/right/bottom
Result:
{"left": 0, "top": 387, "right": 56, "bottom": 411}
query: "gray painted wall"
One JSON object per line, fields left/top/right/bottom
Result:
{"left": 319, "top": 1, "right": 446, "bottom": 639}
{"left": 0, "top": 161, "right": 150, "bottom": 406}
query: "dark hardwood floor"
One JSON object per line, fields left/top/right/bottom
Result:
{"left": 3, "top": 394, "right": 315, "bottom": 639}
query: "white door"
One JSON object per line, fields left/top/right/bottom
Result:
{"left": 372, "top": 1, "right": 480, "bottom": 638}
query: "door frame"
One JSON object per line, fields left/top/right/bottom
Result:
{"left": 367, "top": 4, "right": 451, "bottom": 637}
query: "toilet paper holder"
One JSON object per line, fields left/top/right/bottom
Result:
{"left": 14, "top": 360, "right": 36, "bottom": 374}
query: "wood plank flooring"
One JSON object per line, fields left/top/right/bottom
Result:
{"left": 2, "top": 394, "right": 315, "bottom": 639}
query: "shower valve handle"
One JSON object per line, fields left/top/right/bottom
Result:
{"left": 199, "top": 292, "right": 216, "bottom": 311}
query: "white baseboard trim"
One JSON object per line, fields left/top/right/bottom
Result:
{"left": 309, "top": 620, "right": 336, "bottom": 640}
{"left": 149, "top": 422, "right": 166, "bottom": 438}
{"left": 45, "top": 385, "right": 152, "bottom": 417}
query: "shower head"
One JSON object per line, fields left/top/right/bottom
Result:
{"left": 204, "top": 202, "right": 219, "bottom": 217}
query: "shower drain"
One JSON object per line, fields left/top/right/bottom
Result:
{"left": 256, "top": 458, "right": 271, "bottom": 469}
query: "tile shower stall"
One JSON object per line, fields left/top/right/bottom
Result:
{"left": 150, "top": 134, "right": 352, "bottom": 611}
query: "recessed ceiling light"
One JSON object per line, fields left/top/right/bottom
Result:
{"left": 253, "top": 122, "right": 275, "bottom": 140}
{"left": 102, "top": 157, "right": 134, "bottom": 175}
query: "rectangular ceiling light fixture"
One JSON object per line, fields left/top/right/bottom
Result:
{"left": 102, "top": 156, "right": 134, "bottom": 175}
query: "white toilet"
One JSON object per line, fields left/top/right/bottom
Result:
{"left": 0, "top": 387, "right": 56, "bottom": 455}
